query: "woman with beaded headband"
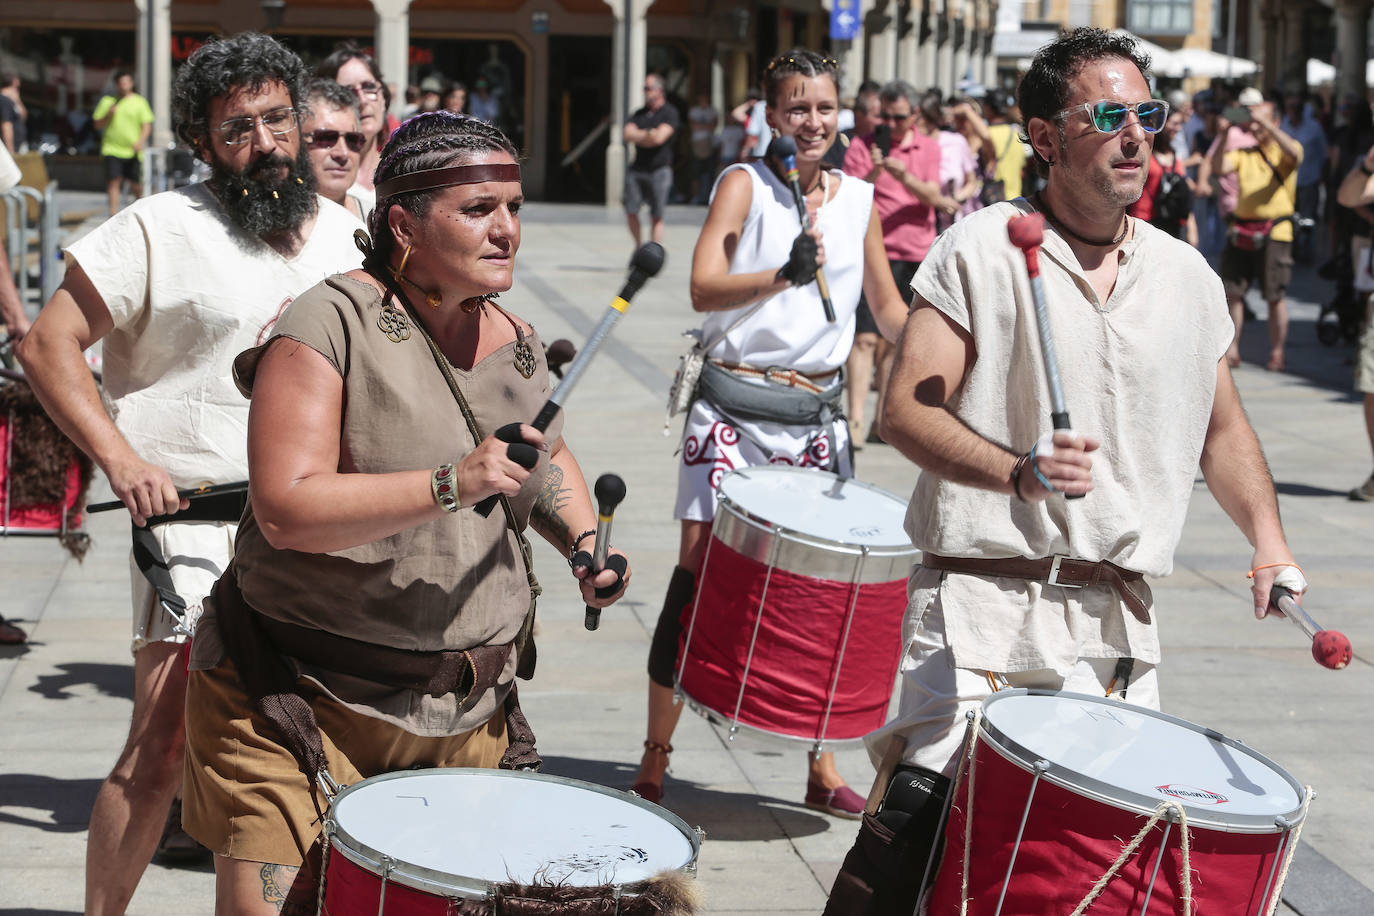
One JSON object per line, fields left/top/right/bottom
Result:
{"left": 633, "top": 50, "right": 910, "bottom": 817}
{"left": 180, "top": 111, "right": 631, "bottom": 912}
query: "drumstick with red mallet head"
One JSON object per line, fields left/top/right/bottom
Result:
{"left": 1007, "top": 212, "right": 1083, "bottom": 500}
{"left": 582, "top": 473, "right": 627, "bottom": 632}
{"left": 1273, "top": 586, "right": 1354, "bottom": 670}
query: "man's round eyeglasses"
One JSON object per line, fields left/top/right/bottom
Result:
{"left": 1054, "top": 99, "right": 1170, "bottom": 134}
{"left": 345, "top": 81, "right": 384, "bottom": 100}
{"left": 212, "top": 107, "right": 298, "bottom": 146}
{"left": 307, "top": 129, "right": 366, "bottom": 153}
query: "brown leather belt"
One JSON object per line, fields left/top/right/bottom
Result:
{"left": 710, "top": 359, "right": 839, "bottom": 395}
{"left": 922, "top": 553, "right": 1151, "bottom": 624}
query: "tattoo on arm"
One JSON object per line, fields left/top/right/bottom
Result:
{"left": 723, "top": 287, "right": 763, "bottom": 309}
{"left": 531, "top": 463, "right": 573, "bottom": 546}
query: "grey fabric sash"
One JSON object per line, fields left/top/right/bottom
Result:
{"left": 697, "top": 359, "right": 843, "bottom": 425}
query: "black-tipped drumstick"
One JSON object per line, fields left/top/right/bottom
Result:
{"left": 768, "top": 134, "right": 835, "bottom": 322}
{"left": 474, "top": 243, "right": 664, "bottom": 517}
{"left": 87, "top": 481, "right": 249, "bottom": 514}
{"left": 583, "top": 473, "right": 627, "bottom": 631}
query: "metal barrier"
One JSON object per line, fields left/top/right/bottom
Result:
{"left": 1, "top": 180, "right": 61, "bottom": 305}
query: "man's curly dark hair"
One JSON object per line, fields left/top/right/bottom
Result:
{"left": 1017, "top": 27, "right": 1152, "bottom": 177}
{"left": 172, "top": 32, "right": 307, "bottom": 156}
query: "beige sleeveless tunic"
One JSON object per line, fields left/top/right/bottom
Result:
{"left": 190, "top": 274, "right": 563, "bottom": 737}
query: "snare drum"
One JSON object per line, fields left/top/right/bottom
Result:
{"left": 320, "top": 768, "right": 701, "bottom": 915}
{"left": 676, "top": 467, "right": 916, "bottom": 745}
{"left": 927, "top": 690, "right": 1309, "bottom": 916}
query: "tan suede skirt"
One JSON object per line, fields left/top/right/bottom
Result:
{"left": 183, "top": 657, "right": 508, "bottom": 867}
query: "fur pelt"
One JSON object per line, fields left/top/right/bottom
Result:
{"left": 0, "top": 380, "right": 93, "bottom": 559}
{"left": 452, "top": 869, "right": 702, "bottom": 915}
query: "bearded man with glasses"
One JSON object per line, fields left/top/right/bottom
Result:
{"left": 824, "top": 29, "right": 1304, "bottom": 915}
{"left": 16, "top": 32, "right": 363, "bottom": 914}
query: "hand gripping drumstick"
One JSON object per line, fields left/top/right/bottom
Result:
{"left": 88, "top": 480, "right": 249, "bottom": 513}
{"left": 1273, "top": 586, "right": 1354, "bottom": 670}
{"left": 583, "top": 473, "right": 627, "bottom": 632}
{"left": 768, "top": 135, "right": 836, "bottom": 322}
{"left": 1007, "top": 213, "right": 1083, "bottom": 501}
{"left": 474, "top": 242, "right": 665, "bottom": 517}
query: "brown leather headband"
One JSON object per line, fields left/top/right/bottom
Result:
{"left": 375, "top": 162, "right": 521, "bottom": 199}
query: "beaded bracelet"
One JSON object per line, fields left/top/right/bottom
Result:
{"left": 431, "top": 463, "right": 459, "bottom": 513}
{"left": 569, "top": 528, "right": 596, "bottom": 562}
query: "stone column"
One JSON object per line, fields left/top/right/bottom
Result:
{"left": 1335, "top": 0, "right": 1372, "bottom": 101}
{"left": 372, "top": 0, "right": 413, "bottom": 115}
{"left": 604, "top": 0, "right": 654, "bottom": 209}
{"left": 897, "top": 1, "right": 920, "bottom": 85}
{"left": 935, "top": 9, "right": 953, "bottom": 94}
{"left": 918, "top": 0, "right": 938, "bottom": 92}
{"left": 867, "top": 0, "right": 899, "bottom": 84}
{"left": 1280, "top": 2, "right": 1307, "bottom": 89}
{"left": 147, "top": 0, "right": 171, "bottom": 150}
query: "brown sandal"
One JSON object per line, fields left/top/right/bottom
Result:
{"left": 631, "top": 740, "right": 672, "bottom": 805}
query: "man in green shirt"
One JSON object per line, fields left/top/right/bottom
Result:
{"left": 93, "top": 70, "right": 155, "bottom": 216}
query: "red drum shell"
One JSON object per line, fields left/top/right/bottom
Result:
{"left": 679, "top": 537, "right": 907, "bottom": 742}
{"left": 322, "top": 855, "right": 452, "bottom": 916}
{"left": 928, "top": 728, "right": 1292, "bottom": 915}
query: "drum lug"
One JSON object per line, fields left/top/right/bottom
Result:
{"left": 684, "top": 826, "right": 707, "bottom": 876}
{"left": 376, "top": 855, "right": 395, "bottom": 916}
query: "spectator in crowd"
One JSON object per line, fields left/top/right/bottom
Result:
{"left": 1281, "top": 90, "right": 1328, "bottom": 263}
{"left": 0, "top": 141, "right": 28, "bottom": 347}
{"left": 317, "top": 44, "right": 390, "bottom": 190}
{"left": 1166, "top": 89, "right": 1191, "bottom": 160}
{"left": 0, "top": 69, "right": 26, "bottom": 154}
{"left": 418, "top": 75, "right": 446, "bottom": 113}
{"left": 978, "top": 91, "right": 1028, "bottom": 204}
{"left": 844, "top": 79, "right": 956, "bottom": 444}
{"left": 922, "top": 90, "right": 981, "bottom": 232}
{"left": 1336, "top": 143, "right": 1374, "bottom": 502}
{"left": 1129, "top": 107, "right": 1197, "bottom": 245}
{"left": 1188, "top": 95, "right": 1227, "bottom": 255}
{"left": 399, "top": 84, "right": 421, "bottom": 120}
{"left": 92, "top": 69, "right": 155, "bottom": 217}
{"left": 717, "top": 101, "right": 746, "bottom": 169}
{"left": 1211, "top": 94, "right": 1302, "bottom": 371}
{"left": 824, "top": 79, "right": 880, "bottom": 170}
{"left": 687, "top": 91, "right": 719, "bottom": 205}
{"left": 732, "top": 87, "right": 769, "bottom": 159}
{"left": 623, "top": 72, "right": 679, "bottom": 246}
{"left": 444, "top": 82, "right": 468, "bottom": 115}
{"left": 301, "top": 79, "right": 372, "bottom": 221}
{"left": 469, "top": 78, "right": 501, "bottom": 124}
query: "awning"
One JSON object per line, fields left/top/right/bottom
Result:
{"left": 1163, "top": 46, "right": 1259, "bottom": 79}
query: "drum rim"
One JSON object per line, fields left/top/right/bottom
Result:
{"left": 979, "top": 689, "right": 1307, "bottom": 834}
{"left": 325, "top": 767, "right": 702, "bottom": 897}
{"left": 675, "top": 683, "right": 869, "bottom": 748}
{"left": 716, "top": 466, "right": 919, "bottom": 554}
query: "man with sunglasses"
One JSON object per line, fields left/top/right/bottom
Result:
{"left": 16, "top": 33, "right": 362, "bottom": 915}
{"left": 826, "top": 29, "right": 1303, "bottom": 916}
{"left": 302, "top": 78, "right": 373, "bottom": 220}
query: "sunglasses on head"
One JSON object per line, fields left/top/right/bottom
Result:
{"left": 1055, "top": 98, "right": 1170, "bottom": 134}
{"left": 307, "top": 129, "right": 366, "bottom": 152}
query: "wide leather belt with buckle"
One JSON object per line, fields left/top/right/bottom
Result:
{"left": 921, "top": 553, "right": 1151, "bottom": 624}
{"left": 710, "top": 359, "right": 838, "bottom": 395}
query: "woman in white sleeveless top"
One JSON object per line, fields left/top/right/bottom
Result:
{"left": 635, "top": 49, "right": 909, "bottom": 816}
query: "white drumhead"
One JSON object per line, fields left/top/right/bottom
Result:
{"left": 716, "top": 466, "right": 911, "bottom": 547}
{"left": 982, "top": 691, "right": 1304, "bottom": 831}
{"left": 330, "top": 770, "right": 696, "bottom": 889}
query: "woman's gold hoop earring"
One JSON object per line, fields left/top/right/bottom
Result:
{"left": 397, "top": 244, "right": 413, "bottom": 277}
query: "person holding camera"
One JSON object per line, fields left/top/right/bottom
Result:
{"left": 1211, "top": 91, "right": 1302, "bottom": 371}
{"left": 842, "top": 80, "right": 957, "bottom": 443}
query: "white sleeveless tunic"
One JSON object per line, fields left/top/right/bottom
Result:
{"left": 675, "top": 161, "right": 874, "bottom": 522}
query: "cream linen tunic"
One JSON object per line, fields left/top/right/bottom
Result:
{"left": 901, "top": 199, "right": 1234, "bottom": 677}
{"left": 65, "top": 187, "right": 363, "bottom": 644}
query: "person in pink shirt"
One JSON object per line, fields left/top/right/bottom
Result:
{"left": 843, "top": 80, "right": 956, "bottom": 442}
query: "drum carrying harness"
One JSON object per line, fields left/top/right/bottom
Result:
{"left": 695, "top": 359, "right": 848, "bottom": 472}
